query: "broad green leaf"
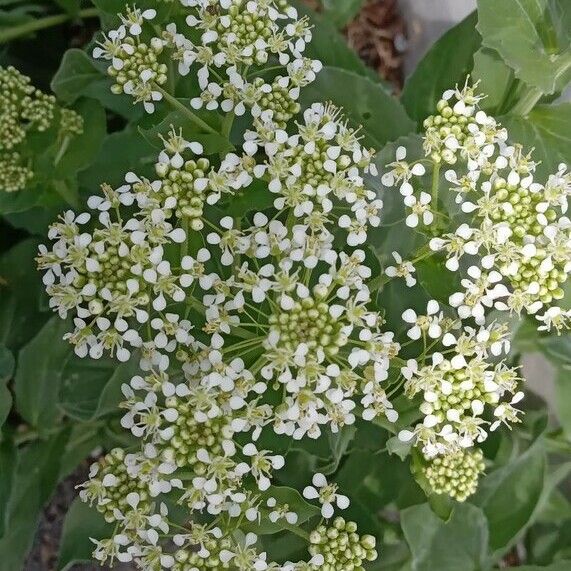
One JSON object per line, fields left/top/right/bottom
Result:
{"left": 386, "top": 435, "right": 412, "bottom": 461}
{"left": 0, "top": 432, "right": 16, "bottom": 537}
{"left": 477, "top": 0, "right": 571, "bottom": 94}
{"left": 63, "top": 351, "right": 140, "bottom": 421}
{"left": 242, "top": 486, "right": 320, "bottom": 535}
{"left": 0, "top": 429, "right": 70, "bottom": 571}
{"left": 57, "top": 498, "right": 112, "bottom": 571}
{"left": 538, "top": 334, "right": 571, "bottom": 366}
{"left": 0, "top": 346, "right": 14, "bottom": 428}
{"left": 51, "top": 48, "right": 105, "bottom": 102}
{"left": 0, "top": 239, "right": 49, "bottom": 352}
{"left": 14, "top": 318, "right": 71, "bottom": 432}
{"left": 322, "top": 0, "right": 366, "bottom": 28}
{"left": 318, "top": 425, "right": 357, "bottom": 474}
{"left": 300, "top": 67, "right": 414, "bottom": 149}
{"left": 401, "top": 12, "right": 481, "bottom": 123}
{"left": 78, "top": 126, "right": 158, "bottom": 192}
{"left": 416, "top": 255, "right": 462, "bottom": 305}
{"left": 138, "top": 110, "right": 233, "bottom": 156}
{"left": 501, "top": 103, "right": 571, "bottom": 179}
{"left": 51, "top": 48, "right": 142, "bottom": 119}
{"left": 554, "top": 368, "right": 571, "bottom": 436}
{"left": 0, "top": 344, "right": 14, "bottom": 381}
{"left": 473, "top": 437, "right": 546, "bottom": 554}
{"left": 516, "top": 563, "right": 571, "bottom": 571}
{"left": 0, "top": 186, "right": 43, "bottom": 215}
{"left": 53, "top": 98, "right": 107, "bottom": 178}
{"left": 14, "top": 314, "right": 141, "bottom": 428}
{"left": 218, "top": 179, "right": 275, "bottom": 219}
{"left": 529, "top": 334, "right": 571, "bottom": 436}
{"left": 401, "top": 502, "right": 490, "bottom": 571}
{"left": 368, "top": 543, "right": 411, "bottom": 571}
{"left": 53, "top": 0, "right": 80, "bottom": 15}
{"left": 472, "top": 48, "right": 516, "bottom": 114}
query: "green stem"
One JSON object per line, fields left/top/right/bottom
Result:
{"left": 0, "top": 7, "right": 99, "bottom": 44}
{"left": 431, "top": 161, "right": 441, "bottom": 208}
{"left": 221, "top": 111, "right": 235, "bottom": 140}
{"left": 155, "top": 86, "right": 219, "bottom": 135}
{"left": 510, "top": 86, "right": 543, "bottom": 116}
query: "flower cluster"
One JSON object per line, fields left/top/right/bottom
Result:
{"left": 399, "top": 310, "right": 522, "bottom": 458}
{"left": 0, "top": 65, "right": 83, "bottom": 192}
{"left": 39, "top": 84, "right": 388, "bottom": 567}
{"left": 94, "top": 1, "right": 321, "bottom": 121}
{"left": 384, "top": 82, "right": 571, "bottom": 332}
{"left": 38, "top": 0, "right": 549, "bottom": 562}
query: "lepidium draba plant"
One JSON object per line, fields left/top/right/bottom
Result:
{"left": 34, "top": 2, "right": 568, "bottom": 570}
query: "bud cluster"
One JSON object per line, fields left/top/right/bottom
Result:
{"left": 422, "top": 447, "right": 485, "bottom": 502}
{"left": 0, "top": 65, "right": 83, "bottom": 192}
{"left": 308, "top": 517, "right": 378, "bottom": 571}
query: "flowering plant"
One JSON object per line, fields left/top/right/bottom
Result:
{"left": 0, "top": 1, "right": 570, "bottom": 570}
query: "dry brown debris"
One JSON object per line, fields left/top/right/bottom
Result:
{"left": 345, "top": 0, "right": 406, "bottom": 90}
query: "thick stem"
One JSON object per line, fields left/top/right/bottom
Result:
{"left": 155, "top": 86, "right": 219, "bottom": 135}
{"left": 0, "top": 7, "right": 99, "bottom": 44}
{"left": 510, "top": 86, "right": 543, "bottom": 117}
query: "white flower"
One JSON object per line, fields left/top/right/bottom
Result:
{"left": 404, "top": 192, "right": 433, "bottom": 227}
{"left": 385, "top": 251, "right": 416, "bottom": 287}
{"left": 401, "top": 300, "right": 442, "bottom": 340}
{"left": 302, "top": 473, "right": 349, "bottom": 519}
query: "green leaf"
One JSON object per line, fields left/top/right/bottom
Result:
{"left": 501, "top": 103, "right": 571, "bottom": 179}
{"left": 401, "top": 12, "right": 481, "bottom": 123}
{"left": 220, "top": 179, "right": 275, "bottom": 219}
{"left": 51, "top": 48, "right": 142, "bottom": 119}
{"left": 242, "top": 486, "right": 320, "bottom": 535}
{"left": 53, "top": 0, "right": 80, "bottom": 15}
{"left": 477, "top": 0, "right": 571, "bottom": 94}
{"left": 138, "top": 110, "right": 233, "bottom": 156}
{"left": 53, "top": 98, "right": 107, "bottom": 178}
{"left": 473, "top": 437, "right": 546, "bottom": 554}
{"left": 322, "top": 0, "right": 366, "bottom": 28}
{"left": 13, "top": 318, "right": 70, "bottom": 432}
{"left": 0, "top": 239, "right": 49, "bottom": 352}
{"left": 51, "top": 48, "right": 103, "bottom": 103}
{"left": 14, "top": 315, "right": 141, "bottom": 429}
{"left": 0, "top": 185, "right": 42, "bottom": 215}
{"left": 516, "top": 563, "right": 571, "bottom": 571}
{"left": 0, "top": 346, "right": 14, "bottom": 428}
{"left": 0, "top": 433, "right": 16, "bottom": 537}
{"left": 416, "top": 255, "right": 462, "bottom": 304}
{"left": 0, "top": 429, "right": 70, "bottom": 571}
{"left": 300, "top": 66, "right": 414, "bottom": 149}
{"left": 61, "top": 351, "right": 140, "bottom": 421}
{"left": 386, "top": 435, "right": 412, "bottom": 461}
{"left": 319, "top": 426, "right": 357, "bottom": 474}
{"left": 554, "top": 368, "right": 571, "bottom": 436}
{"left": 57, "top": 498, "right": 112, "bottom": 571}
{"left": 401, "top": 502, "right": 490, "bottom": 571}
{"left": 78, "top": 126, "right": 158, "bottom": 193}
{"left": 472, "top": 48, "right": 516, "bottom": 114}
